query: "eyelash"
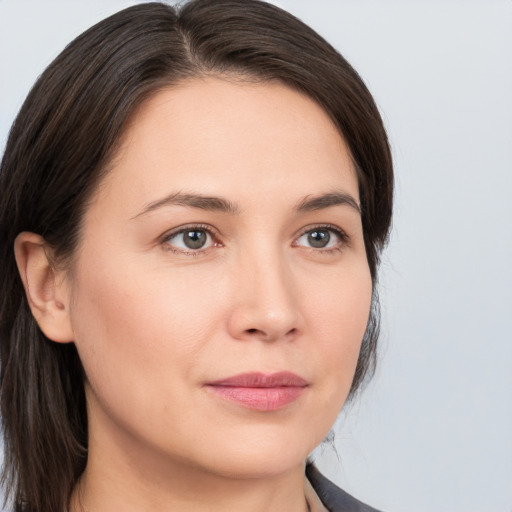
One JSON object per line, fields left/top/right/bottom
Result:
{"left": 160, "top": 223, "right": 349, "bottom": 256}
{"left": 294, "top": 224, "right": 350, "bottom": 254}
{"left": 161, "top": 224, "right": 221, "bottom": 257}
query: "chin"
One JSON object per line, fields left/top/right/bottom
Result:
{"left": 204, "top": 452, "right": 306, "bottom": 480}
{"left": 190, "top": 427, "right": 322, "bottom": 480}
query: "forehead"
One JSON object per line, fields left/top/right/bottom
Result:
{"left": 96, "top": 77, "right": 359, "bottom": 212}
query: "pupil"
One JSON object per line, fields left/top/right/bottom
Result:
{"left": 184, "top": 230, "right": 207, "bottom": 249}
{"left": 308, "top": 230, "right": 330, "bottom": 248}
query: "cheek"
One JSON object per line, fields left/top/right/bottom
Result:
{"left": 306, "top": 263, "right": 372, "bottom": 399}
{"left": 71, "top": 252, "right": 215, "bottom": 347}
{"left": 67, "top": 254, "right": 221, "bottom": 418}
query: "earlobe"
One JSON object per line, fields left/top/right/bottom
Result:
{"left": 14, "top": 232, "right": 74, "bottom": 343}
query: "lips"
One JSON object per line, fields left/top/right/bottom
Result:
{"left": 205, "top": 372, "right": 309, "bottom": 411}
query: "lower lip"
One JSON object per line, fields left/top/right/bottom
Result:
{"left": 205, "top": 385, "right": 306, "bottom": 411}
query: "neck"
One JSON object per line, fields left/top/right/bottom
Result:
{"left": 71, "top": 423, "right": 310, "bottom": 512}
{"left": 72, "top": 463, "right": 309, "bottom": 512}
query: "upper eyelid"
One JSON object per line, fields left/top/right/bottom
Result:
{"left": 161, "top": 223, "right": 220, "bottom": 242}
{"left": 295, "top": 223, "right": 349, "bottom": 239}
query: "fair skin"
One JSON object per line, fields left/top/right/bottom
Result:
{"left": 15, "top": 77, "right": 372, "bottom": 512}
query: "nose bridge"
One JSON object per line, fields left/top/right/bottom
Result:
{"left": 250, "top": 243, "right": 295, "bottom": 309}
{"left": 229, "top": 237, "right": 300, "bottom": 341}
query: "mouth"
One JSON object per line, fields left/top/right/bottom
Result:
{"left": 204, "top": 372, "right": 309, "bottom": 412}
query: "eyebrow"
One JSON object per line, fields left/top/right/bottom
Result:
{"left": 132, "top": 191, "right": 240, "bottom": 219}
{"left": 132, "top": 189, "right": 360, "bottom": 219}
{"left": 295, "top": 191, "right": 361, "bottom": 214}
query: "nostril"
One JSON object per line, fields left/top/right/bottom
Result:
{"left": 243, "top": 327, "right": 298, "bottom": 340}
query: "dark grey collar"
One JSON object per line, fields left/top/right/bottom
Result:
{"left": 306, "top": 463, "right": 385, "bottom": 512}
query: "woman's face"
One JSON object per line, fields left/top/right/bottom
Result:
{"left": 66, "top": 77, "right": 372, "bottom": 479}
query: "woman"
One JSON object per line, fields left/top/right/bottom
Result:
{"left": 0, "top": 1, "right": 393, "bottom": 511}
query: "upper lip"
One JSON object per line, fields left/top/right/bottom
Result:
{"left": 206, "top": 372, "right": 309, "bottom": 388}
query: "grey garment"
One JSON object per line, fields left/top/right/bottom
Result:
{"left": 306, "top": 464, "right": 384, "bottom": 512}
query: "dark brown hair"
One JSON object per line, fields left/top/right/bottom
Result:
{"left": 0, "top": 1, "right": 393, "bottom": 510}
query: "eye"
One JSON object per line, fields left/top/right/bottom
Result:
{"left": 162, "top": 226, "right": 217, "bottom": 253}
{"left": 294, "top": 226, "right": 348, "bottom": 251}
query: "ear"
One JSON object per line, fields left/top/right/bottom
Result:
{"left": 14, "top": 232, "right": 74, "bottom": 343}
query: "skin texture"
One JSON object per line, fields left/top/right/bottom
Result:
{"left": 15, "top": 78, "right": 372, "bottom": 512}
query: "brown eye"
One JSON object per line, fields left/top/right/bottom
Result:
{"left": 307, "top": 229, "right": 330, "bottom": 248}
{"left": 182, "top": 230, "right": 208, "bottom": 249}
{"left": 295, "top": 226, "right": 347, "bottom": 251}
{"left": 163, "top": 228, "right": 214, "bottom": 252}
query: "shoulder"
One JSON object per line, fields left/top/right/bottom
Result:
{"left": 306, "top": 463, "right": 385, "bottom": 512}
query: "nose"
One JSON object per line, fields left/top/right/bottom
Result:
{"left": 226, "top": 249, "right": 302, "bottom": 343}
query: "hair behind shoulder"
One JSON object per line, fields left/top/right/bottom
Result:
{"left": 0, "top": 2, "right": 392, "bottom": 511}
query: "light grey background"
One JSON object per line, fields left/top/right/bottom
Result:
{"left": 1, "top": 1, "right": 511, "bottom": 511}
